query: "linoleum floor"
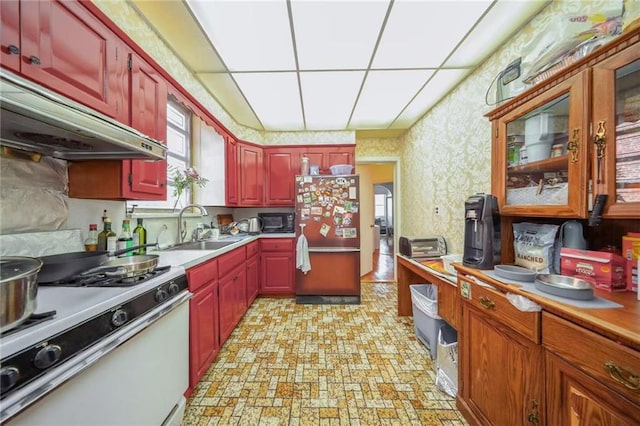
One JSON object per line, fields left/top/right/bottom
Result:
{"left": 183, "top": 282, "right": 465, "bottom": 425}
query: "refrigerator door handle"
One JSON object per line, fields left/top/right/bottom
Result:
{"left": 308, "top": 247, "right": 361, "bottom": 253}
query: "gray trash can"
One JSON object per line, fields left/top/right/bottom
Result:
{"left": 410, "top": 284, "right": 444, "bottom": 359}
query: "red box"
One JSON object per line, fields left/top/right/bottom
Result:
{"left": 622, "top": 233, "right": 640, "bottom": 292}
{"left": 560, "top": 248, "right": 626, "bottom": 292}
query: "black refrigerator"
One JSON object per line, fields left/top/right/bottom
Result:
{"left": 294, "top": 174, "right": 361, "bottom": 304}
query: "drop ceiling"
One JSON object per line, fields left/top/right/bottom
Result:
{"left": 130, "top": 0, "right": 549, "bottom": 134}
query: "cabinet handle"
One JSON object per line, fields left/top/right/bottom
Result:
{"left": 7, "top": 44, "right": 20, "bottom": 55}
{"left": 593, "top": 120, "right": 606, "bottom": 184}
{"left": 479, "top": 296, "right": 495, "bottom": 310}
{"left": 29, "top": 55, "right": 41, "bottom": 65}
{"left": 527, "top": 400, "right": 540, "bottom": 424}
{"left": 604, "top": 361, "right": 639, "bottom": 391}
{"left": 567, "top": 128, "right": 580, "bottom": 163}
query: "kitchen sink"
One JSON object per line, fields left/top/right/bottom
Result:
{"left": 163, "top": 240, "right": 236, "bottom": 251}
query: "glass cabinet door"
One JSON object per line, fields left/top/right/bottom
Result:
{"left": 593, "top": 51, "right": 640, "bottom": 218}
{"left": 495, "top": 71, "right": 589, "bottom": 217}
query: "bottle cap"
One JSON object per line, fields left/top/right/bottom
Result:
{"left": 89, "top": 224, "right": 97, "bottom": 230}
{"left": 137, "top": 218, "right": 143, "bottom": 224}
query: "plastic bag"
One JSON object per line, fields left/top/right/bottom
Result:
{"left": 513, "top": 222, "right": 559, "bottom": 273}
{"left": 506, "top": 293, "right": 542, "bottom": 312}
{"left": 521, "top": 3, "right": 624, "bottom": 84}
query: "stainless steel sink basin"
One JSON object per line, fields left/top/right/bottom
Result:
{"left": 163, "top": 240, "right": 236, "bottom": 251}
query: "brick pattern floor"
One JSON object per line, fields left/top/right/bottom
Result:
{"left": 183, "top": 282, "right": 467, "bottom": 425}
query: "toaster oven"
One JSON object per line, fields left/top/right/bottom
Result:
{"left": 399, "top": 236, "right": 447, "bottom": 259}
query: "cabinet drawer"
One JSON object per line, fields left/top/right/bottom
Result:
{"left": 260, "top": 238, "right": 294, "bottom": 252}
{"left": 459, "top": 275, "right": 540, "bottom": 343}
{"left": 543, "top": 312, "right": 640, "bottom": 403}
{"left": 246, "top": 241, "right": 259, "bottom": 258}
{"left": 187, "top": 259, "right": 217, "bottom": 292}
{"left": 218, "top": 247, "right": 246, "bottom": 277}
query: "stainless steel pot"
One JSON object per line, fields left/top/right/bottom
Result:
{"left": 1, "top": 256, "right": 43, "bottom": 333}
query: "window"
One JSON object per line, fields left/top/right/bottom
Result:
{"left": 127, "top": 97, "right": 192, "bottom": 210}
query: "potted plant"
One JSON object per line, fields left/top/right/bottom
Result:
{"left": 170, "top": 166, "right": 208, "bottom": 211}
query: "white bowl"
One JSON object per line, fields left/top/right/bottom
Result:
{"left": 441, "top": 254, "right": 463, "bottom": 275}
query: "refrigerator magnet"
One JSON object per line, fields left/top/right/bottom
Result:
{"left": 297, "top": 195, "right": 303, "bottom": 203}
{"left": 349, "top": 187, "right": 357, "bottom": 199}
{"left": 301, "top": 208, "right": 310, "bottom": 220}
{"left": 320, "top": 223, "right": 331, "bottom": 237}
{"left": 303, "top": 176, "right": 313, "bottom": 183}
{"left": 311, "top": 206, "right": 323, "bottom": 215}
{"left": 343, "top": 228, "right": 357, "bottom": 238}
{"left": 336, "top": 177, "right": 347, "bottom": 186}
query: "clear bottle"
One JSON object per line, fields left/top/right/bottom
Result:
{"left": 117, "top": 219, "right": 134, "bottom": 255}
{"left": 84, "top": 224, "right": 99, "bottom": 251}
{"left": 98, "top": 218, "right": 117, "bottom": 252}
{"left": 132, "top": 218, "right": 147, "bottom": 254}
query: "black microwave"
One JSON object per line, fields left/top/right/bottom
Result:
{"left": 258, "top": 212, "right": 295, "bottom": 233}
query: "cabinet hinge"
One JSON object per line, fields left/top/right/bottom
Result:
{"left": 127, "top": 57, "right": 132, "bottom": 71}
{"left": 115, "top": 46, "right": 118, "bottom": 61}
{"left": 128, "top": 173, "right": 133, "bottom": 185}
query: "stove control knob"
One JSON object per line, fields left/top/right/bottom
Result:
{"left": 34, "top": 345, "right": 62, "bottom": 369}
{"left": 0, "top": 366, "right": 20, "bottom": 392}
{"left": 111, "top": 309, "right": 128, "bottom": 327}
{"left": 168, "top": 282, "right": 180, "bottom": 296}
{"left": 155, "top": 288, "right": 169, "bottom": 303}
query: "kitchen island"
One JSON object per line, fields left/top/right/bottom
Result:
{"left": 396, "top": 254, "right": 640, "bottom": 425}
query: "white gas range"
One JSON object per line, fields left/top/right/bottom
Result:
{"left": 0, "top": 265, "right": 191, "bottom": 425}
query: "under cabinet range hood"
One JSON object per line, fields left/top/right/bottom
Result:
{"left": 0, "top": 69, "right": 167, "bottom": 161}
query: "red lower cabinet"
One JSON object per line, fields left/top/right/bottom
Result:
{"left": 260, "top": 239, "right": 295, "bottom": 295}
{"left": 186, "top": 259, "right": 219, "bottom": 397}
{"left": 246, "top": 254, "right": 260, "bottom": 306}
{"left": 218, "top": 264, "right": 246, "bottom": 344}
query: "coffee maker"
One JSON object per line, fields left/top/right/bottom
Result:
{"left": 463, "top": 194, "right": 501, "bottom": 270}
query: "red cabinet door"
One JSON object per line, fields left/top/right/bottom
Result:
{"left": 261, "top": 252, "right": 294, "bottom": 294}
{"left": 125, "top": 54, "right": 167, "bottom": 199}
{"left": 246, "top": 255, "right": 260, "bottom": 306}
{"left": 234, "top": 265, "right": 247, "bottom": 320}
{"left": 225, "top": 136, "right": 238, "bottom": 205}
{"left": 1, "top": 0, "right": 20, "bottom": 72}
{"left": 188, "top": 283, "right": 219, "bottom": 394}
{"left": 264, "top": 148, "right": 296, "bottom": 205}
{"left": 19, "top": 0, "right": 119, "bottom": 117}
{"left": 238, "top": 142, "right": 263, "bottom": 206}
{"left": 218, "top": 269, "right": 238, "bottom": 344}
{"left": 326, "top": 148, "right": 354, "bottom": 170}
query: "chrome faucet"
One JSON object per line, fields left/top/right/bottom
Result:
{"left": 177, "top": 204, "right": 209, "bottom": 243}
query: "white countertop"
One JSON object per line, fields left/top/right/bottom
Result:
{"left": 152, "top": 233, "right": 295, "bottom": 269}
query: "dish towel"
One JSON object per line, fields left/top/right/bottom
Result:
{"left": 296, "top": 233, "right": 311, "bottom": 274}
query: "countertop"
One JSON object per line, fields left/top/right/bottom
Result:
{"left": 152, "top": 233, "right": 295, "bottom": 269}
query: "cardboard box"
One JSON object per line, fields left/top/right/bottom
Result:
{"left": 622, "top": 233, "right": 640, "bottom": 292}
{"left": 560, "top": 248, "right": 626, "bottom": 292}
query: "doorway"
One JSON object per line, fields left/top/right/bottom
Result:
{"left": 357, "top": 158, "right": 400, "bottom": 283}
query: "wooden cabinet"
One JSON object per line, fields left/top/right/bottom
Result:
{"left": 238, "top": 142, "right": 263, "bottom": 206}
{"left": 591, "top": 44, "right": 640, "bottom": 219}
{"left": 457, "top": 275, "right": 544, "bottom": 426}
{"left": 246, "top": 252, "right": 260, "bottom": 306}
{"left": 298, "top": 146, "right": 355, "bottom": 175}
{"left": 186, "top": 259, "right": 219, "bottom": 396}
{"left": 217, "top": 247, "right": 248, "bottom": 344}
{"left": 260, "top": 238, "right": 295, "bottom": 295}
{"left": 14, "top": 0, "right": 122, "bottom": 118}
{"left": 264, "top": 148, "right": 297, "bottom": 205}
{"left": 1, "top": 1, "right": 20, "bottom": 72}
{"left": 488, "top": 29, "right": 640, "bottom": 220}
{"left": 543, "top": 312, "right": 640, "bottom": 425}
{"left": 225, "top": 135, "right": 239, "bottom": 205}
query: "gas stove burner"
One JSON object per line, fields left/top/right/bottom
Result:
{"left": 40, "top": 265, "right": 171, "bottom": 287}
{"left": 0, "top": 311, "right": 56, "bottom": 338}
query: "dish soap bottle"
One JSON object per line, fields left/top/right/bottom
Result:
{"left": 117, "top": 219, "right": 134, "bottom": 255}
{"left": 98, "top": 218, "right": 117, "bottom": 252}
{"left": 133, "top": 218, "right": 147, "bottom": 254}
{"left": 84, "top": 224, "right": 99, "bottom": 251}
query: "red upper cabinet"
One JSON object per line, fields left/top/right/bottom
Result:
{"left": 238, "top": 142, "right": 263, "bottom": 206}
{"left": 225, "top": 135, "right": 239, "bottom": 205}
{"left": 18, "top": 0, "right": 121, "bottom": 118}
{"left": 326, "top": 148, "right": 354, "bottom": 170}
{"left": 298, "top": 145, "right": 355, "bottom": 175}
{"left": 1, "top": 1, "right": 20, "bottom": 72}
{"left": 264, "top": 148, "right": 297, "bottom": 205}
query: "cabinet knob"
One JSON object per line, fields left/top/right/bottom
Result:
{"left": 28, "top": 55, "right": 41, "bottom": 65}
{"left": 479, "top": 296, "right": 495, "bottom": 310}
{"left": 7, "top": 44, "right": 20, "bottom": 55}
{"left": 604, "top": 361, "right": 639, "bottom": 391}
{"left": 567, "top": 128, "right": 580, "bottom": 163}
{"left": 527, "top": 400, "right": 539, "bottom": 424}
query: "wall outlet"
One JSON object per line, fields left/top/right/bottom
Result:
{"left": 434, "top": 206, "right": 440, "bottom": 216}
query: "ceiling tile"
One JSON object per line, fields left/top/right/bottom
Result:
{"left": 186, "top": 0, "right": 295, "bottom": 71}
{"left": 445, "top": 0, "right": 550, "bottom": 67}
{"left": 391, "top": 69, "right": 468, "bottom": 128}
{"left": 350, "top": 69, "right": 435, "bottom": 129}
{"left": 197, "top": 73, "right": 263, "bottom": 130}
{"left": 291, "top": 1, "right": 390, "bottom": 70}
{"left": 372, "top": 0, "right": 492, "bottom": 69}
{"left": 300, "top": 71, "right": 365, "bottom": 130}
{"left": 232, "top": 72, "right": 304, "bottom": 130}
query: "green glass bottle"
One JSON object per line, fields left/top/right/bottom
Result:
{"left": 98, "top": 218, "right": 117, "bottom": 252}
{"left": 117, "top": 219, "right": 134, "bottom": 256}
{"left": 133, "top": 218, "right": 147, "bottom": 254}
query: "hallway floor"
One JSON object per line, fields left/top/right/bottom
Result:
{"left": 183, "top": 282, "right": 466, "bottom": 425}
{"left": 361, "top": 237, "right": 395, "bottom": 283}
